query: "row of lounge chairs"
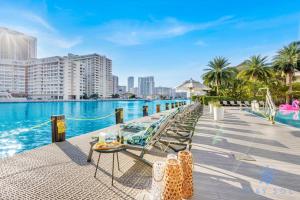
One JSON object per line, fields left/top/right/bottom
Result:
{"left": 221, "top": 100, "right": 265, "bottom": 107}
{"left": 87, "top": 103, "right": 203, "bottom": 166}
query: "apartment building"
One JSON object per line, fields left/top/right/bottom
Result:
{"left": 127, "top": 76, "right": 134, "bottom": 93}
{"left": 112, "top": 75, "right": 119, "bottom": 95}
{"left": 27, "top": 57, "right": 65, "bottom": 99}
{"left": 154, "top": 87, "right": 174, "bottom": 98}
{"left": 0, "top": 27, "right": 37, "bottom": 60}
{"left": 0, "top": 27, "right": 36, "bottom": 96}
{"left": 27, "top": 54, "right": 112, "bottom": 100}
{"left": 138, "top": 76, "right": 155, "bottom": 97}
{"left": 70, "top": 54, "right": 112, "bottom": 98}
{"left": 0, "top": 59, "right": 27, "bottom": 96}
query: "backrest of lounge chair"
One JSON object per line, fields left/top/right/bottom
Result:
{"left": 129, "top": 103, "right": 202, "bottom": 153}
{"left": 223, "top": 101, "right": 228, "bottom": 104}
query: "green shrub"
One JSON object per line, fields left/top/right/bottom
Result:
{"left": 193, "top": 95, "right": 265, "bottom": 105}
{"left": 287, "top": 91, "right": 300, "bottom": 98}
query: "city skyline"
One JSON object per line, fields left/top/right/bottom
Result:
{"left": 1, "top": 0, "right": 299, "bottom": 87}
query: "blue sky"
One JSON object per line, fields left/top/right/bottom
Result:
{"left": 0, "top": 0, "right": 299, "bottom": 87}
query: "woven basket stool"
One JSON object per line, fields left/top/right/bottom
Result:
{"left": 151, "top": 161, "right": 166, "bottom": 200}
{"left": 162, "top": 158, "right": 183, "bottom": 200}
{"left": 178, "top": 150, "right": 194, "bottom": 199}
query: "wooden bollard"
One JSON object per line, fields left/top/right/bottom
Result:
{"left": 115, "top": 108, "right": 124, "bottom": 124}
{"left": 156, "top": 104, "right": 161, "bottom": 113}
{"left": 143, "top": 106, "right": 148, "bottom": 116}
{"left": 51, "top": 115, "right": 66, "bottom": 143}
{"left": 171, "top": 103, "right": 175, "bottom": 109}
{"left": 166, "top": 103, "right": 169, "bottom": 110}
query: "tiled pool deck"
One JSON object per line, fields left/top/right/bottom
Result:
{"left": 0, "top": 107, "right": 299, "bottom": 199}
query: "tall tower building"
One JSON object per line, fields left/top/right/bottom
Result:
{"left": 69, "top": 53, "right": 113, "bottom": 98}
{"left": 0, "top": 27, "right": 37, "bottom": 60}
{"left": 112, "top": 75, "right": 119, "bottom": 94}
{"left": 0, "top": 27, "right": 37, "bottom": 96}
{"left": 127, "top": 76, "right": 134, "bottom": 93}
{"left": 138, "top": 76, "right": 155, "bottom": 98}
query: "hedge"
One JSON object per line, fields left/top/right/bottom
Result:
{"left": 192, "top": 95, "right": 265, "bottom": 105}
{"left": 287, "top": 91, "right": 300, "bottom": 98}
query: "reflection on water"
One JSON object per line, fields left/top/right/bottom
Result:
{"left": 0, "top": 100, "right": 186, "bottom": 158}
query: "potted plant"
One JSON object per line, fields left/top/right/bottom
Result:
{"left": 208, "top": 100, "right": 214, "bottom": 114}
{"left": 208, "top": 100, "right": 219, "bottom": 114}
{"left": 213, "top": 101, "right": 224, "bottom": 120}
{"left": 251, "top": 100, "right": 259, "bottom": 112}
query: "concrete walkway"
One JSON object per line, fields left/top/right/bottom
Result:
{"left": 192, "top": 107, "right": 300, "bottom": 200}
{"left": 0, "top": 107, "right": 299, "bottom": 199}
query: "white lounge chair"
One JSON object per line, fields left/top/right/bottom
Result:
{"left": 237, "top": 101, "right": 245, "bottom": 107}
{"left": 230, "top": 101, "right": 237, "bottom": 106}
{"left": 244, "top": 101, "right": 250, "bottom": 107}
{"left": 222, "top": 101, "right": 229, "bottom": 106}
{"left": 259, "top": 101, "right": 265, "bottom": 107}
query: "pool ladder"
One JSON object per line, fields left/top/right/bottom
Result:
{"left": 264, "top": 89, "right": 277, "bottom": 124}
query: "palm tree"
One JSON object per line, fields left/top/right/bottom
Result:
{"left": 273, "top": 42, "right": 300, "bottom": 102}
{"left": 202, "top": 56, "right": 232, "bottom": 95}
{"left": 238, "top": 55, "right": 272, "bottom": 82}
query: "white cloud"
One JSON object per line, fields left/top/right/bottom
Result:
{"left": 22, "top": 12, "right": 56, "bottom": 32}
{"left": 98, "top": 16, "right": 235, "bottom": 46}
{"left": 49, "top": 37, "right": 82, "bottom": 49}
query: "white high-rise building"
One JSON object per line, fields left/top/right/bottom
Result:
{"left": 0, "top": 27, "right": 37, "bottom": 60}
{"left": 67, "top": 53, "right": 113, "bottom": 98}
{"left": 0, "top": 59, "right": 27, "bottom": 96}
{"left": 0, "top": 27, "right": 37, "bottom": 96}
{"left": 112, "top": 75, "right": 119, "bottom": 95}
{"left": 154, "top": 87, "right": 173, "bottom": 98}
{"left": 127, "top": 76, "right": 134, "bottom": 93}
{"left": 27, "top": 54, "right": 112, "bottom": 100}
{"left": 138, "top": 76, "right": 155, "bottom": 97}
{"left": 27, "top": 57, "right": 65, "bottom": 100}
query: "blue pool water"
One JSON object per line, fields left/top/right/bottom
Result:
{"left": 0, "top": 100, "right": 186, "bottom": 158}
{"left": 275, "top": 110, "right": 300, "bottom": 128}
{"left": 248, "top": 109, "right": 300, "bottom": 128}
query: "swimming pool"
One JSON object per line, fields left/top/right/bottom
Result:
{"left": 0, "top": 100, "right": 186, "bottom": 158}
{"left": 247, "top": 109, "right": 300, "bottom": 128}
{"left": 275, "top": 110, "right": 300, "bottom": 128}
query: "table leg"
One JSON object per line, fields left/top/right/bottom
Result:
{"left": 87, "top": 142, "right": 94, "bottom": 162}
{"left": 112, "top": 153, "right": 115, "bottom": 186}
{"left": 94, "top": 153, "right": 101, "bottom": 178}
{"left": 117, "top": 152, "right": 120, "bottom": 171}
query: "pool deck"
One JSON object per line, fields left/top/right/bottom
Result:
{"left": 0, "top": 107, "right": 299, "bottom": 199}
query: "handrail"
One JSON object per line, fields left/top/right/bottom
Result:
{"left": 258, "top": 87, "right": 276, "bottom": 123}
{"left": 264, "top": 88, "right": 276, "bottom": 123}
